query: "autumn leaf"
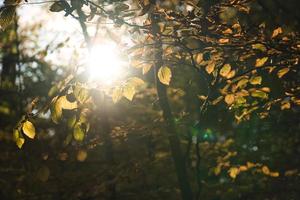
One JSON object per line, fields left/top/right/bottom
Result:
{"left": 219, "top": 38, "right": 229, "bottom": 43}
{"left": 225, "top": 94, "right": 235, "bottom": 105}
{"left": 142, "top": 63, "right": 152, "bottom": 74}
{"left": 123, "top": 84, "right": 135, "bottom": 101}
{"left": 158, "top": 66, "right": 172, "bottom": 85}
{"left": 255, "top": 57, "right": 268, "bottom": 67}
{"left": 277, "top": 68, "right": 289, "bottom": 78}
{"left": 112, "top": 86, "right": 123, "bottom": 103}
{"left": 220, "top": 64, "right": 231, "bottom": 77}
{"left": 16, "top": 138, "right": 25, "bottom": 149}
{"left": 250, "top": 76, "right": 262, "bottom": 85}
{"left": 22, "top": 120, "right": 36, "bottom": 139}
{"left": 237, "top": 78, "right": 248, "bottom": 88}
{"left": 262, "top": 166, "right": 270, "bottom": 175}
{"left": 271, "top": 27, "right": 283, "bottom": 38}
{"left": 252, "top": 43, "right": 266, "bottom": 52}
{"left": 228, "top": 167, "right": 240, "bottom": 179}
{"left": 281, "top": 101, "right": 291, "bottom": 110}
{"left": 251, "top": 90, "right": 268, "bottom": 99}
{"left": 77, "top": 149, "right": 88, "bottom": 162}
{"left": 205, "top": 62, "right": 215, "bottom": 74}
{"left": 73, "top": 123, "right": 85, "bottom": 141}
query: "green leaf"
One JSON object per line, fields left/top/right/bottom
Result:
{"left": 220, "top": 64, "right": 231, "bottom": 77}
{"left": 50, "top": 97, "right": 62, "bottom": 124}
{"left": 22, "top": 120, "right": 36, "bottom": 139}
{"left": 158, "top": 66, "right": 172, "bottom": 85}
{"left": 250, "top": 76, "right": 262, "bottom": 85}
{"left": 255, "top": 57, "right": 268, "bottom": 67}
{"left": 73, "top": 123, "right": 85, "bottom": 141}
{"left": 73, "top": 85, "right": 89, "bottom": 104}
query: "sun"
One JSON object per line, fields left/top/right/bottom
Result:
{"left": 88, "top": 42, "right": 126, "bottom": 85}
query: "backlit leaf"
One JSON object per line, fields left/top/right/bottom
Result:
{"left": 123, "top": 84, "right": 135, "bottom": 101}
{"left": 252, "top": 43, "right": 266, "bottom": 52}
{"left": 112, "top": 86, "right": 123, "bottom": 103}
{"left": 219, "top": 38, "right": 229, "bottom": 43}
{"left": 237, "top": 79, "right": 248, "bottom": 88}
{"left": 158, "top": 66, "right": 172, "bottom": 85}
{"left": 225, "top": 94, "right": 235, "bottom": 105}
{"left": 229, "top": 167, "right": 240, "bottom": 179}
{"left": 73, "top": 123, "right": 85, "bottom": 141}
{"left": 220, "top": 64, "right": 231, "bottom": 77}
{"left": 277, "top": 68, "right": 289, "bottom": 78}
{"left": 206, "top": 62, "right": 215, "bottom": 74}
{"left": 77, "top": 149, "right": 88, "bottom": 162}
{"left": 16, "top": 138, "right": 25, "bottom": 149}
{"left": 255, "top": 57, "right": 268, "bottom": 67}
{"left": 262, "top": 166, "right": 270, "bottom": 175}
{"left": 22, "top": 120, "right": 36, "bottom": 139}
{"left": 251, "top": 90, "right": 268, "bottom": 99}
{"left": 271, "top": 27, "right": 283, "bottom": 38}
{"left": 250, "top": 76, "right": 262, "bottom": 85}
{"left": 142, "top": 63, "right": 152, "bottom": 74}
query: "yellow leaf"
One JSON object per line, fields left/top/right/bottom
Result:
{"left": 251, "top": 90, "right": 268, "bottom": 99}
{"left": 228, "top": 167, "right": 240, "bottom": 179}
{"left": 73, "top": 123, "right": 85, "bottom": 141}
{"left": 255, "top": 57, "right": 268, "bottom": 67}
{"left": 77, "top": 149, "right": 88, "bottom": 162}
{"left": 194, "top": 53, "right": 203, "bottom": 64}
{"left": 247, "top": 162, "right": 255, "bottom": 168}
{"left": 262, "top": 166, "right": 270, "bottom": 175}
{"left": 277, "top": 68, "right": 289, "bottom": 78}
{"left": 142, "top": 63, "right": 152, "bottom": 74}
{"left": 205, "top": 62, "right": 215, "bottom": 74}
{"left": 127, "top": 77, "right": 145, "bottom": 87}
{"left": 220, "top": 64, "right": 231, "bottom": 77}
{"left": 252, "top": 43, "right": 266, "bottom": 52}
{"left": 250, "top": 76, "right": 262, "bottom": 85}
{"left": 281, "top": 101, "right": 290, "bottom": 110}
{"left": 22, "top": 120, "right": 36, "bottom": 139}
{"left": 59, "top": 95, "right": 77, "bottom": 110}
{"left": 123, "top": 84, "right": 135, "bottom": 101}
{"left": 239, "top": 165, "right": 248, "bottom": 171}
{"left": 112, "top": 86, "right": 123, "bottom": 103}
{"left": 16, "top": 138, "right": 25, "bottom": 149}
{"left": 271, "top": 27, "right": 283, "bottom": 38}
{"left": 225, "top": 94, "right": 235, "bottom": 105}
{"left": 214, "top": 165, "right": 222, "bottom": 175}
{"left": 269, "top": 172, "right": 279, "bottom": 177}
{"left": 237, "top": 78, "right": 248, "bottom": 88}
{"left": 158, "top": 66, "right": 172, "bottom": 85}
{"left": 222, "top": 28, "right": 233, "bottom": 34}
{"left": 219, "top": 38, "right": 229, "bottom": 43}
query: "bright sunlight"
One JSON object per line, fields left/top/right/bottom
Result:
{"left": 88, "top": 42, "right": 126, "bottom": 85}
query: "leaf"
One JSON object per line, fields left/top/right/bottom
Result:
{"left": 269, "top": 172, "right": 279, "bottom": 177}
{"left": 252, "top": 43, "right": 266, "bottom": 52}
{"left": 114, "top": 3, "right": 130, "bottom": 12}
{"left": 59, "top": 95, "right": 77, "bottom": 110}
{"left": 219, "top": 38, "right": 229, "bottom": 43}
{"left": 158, "top": 66, "right": 172, "bottom": 85}
{"left": 16, "top": 138, "right": 25, "bottom": 149}
{"left": 49, "top": 2, "right": 65, "bottom": 12}
{"left": 0, "top": 7, "right": 16, "bottom": 29}
{"left": 127, "top": 77, "right": 145, "bottom": 87}
{"left": 225, "top": 94, "right": 235, "bottom": 105}
{"left": 277, "top": 68, "right": 289, "bottom": 78}
{"left": 51, "top": 97, "right": 62, "bottom": 124}
{"left": 77, "top": 149, "right": 88, "bottom": 162}
{"left": 37, "top": 166, "right": 50, "bottom": 182}
{"left": 123, "top": 84, "right": 135, "bottom": 101}
{"left": 214, "top": 165, "right": 222, "bottom": 175}
{"left": 251, "top": 90, "right": 268, "bottom": 99}
{"left": 255, "top": 57, "right": 268, "bottom": 67}
{"left": 271, "top": 27, "right": 283, "bottom": 38}
{"left": 142, "top": 63, "right": 152, "bottom": 74}
{"left": 281, "top": 101, "right": 290, "bottom": 110}
{"left": 212, "top": 96, "right": 224, "bottom": 105}
{"left": 250, "top": 76, "right": 262, "bottom": 85}
{"left": 237, "top": 79, "right": 248, "bottom": 88}
{"left": 73, "top": 85, "right": 89, "bottom": 104}
{"left": 112, "top": 86, "right": 123, "bottom": 103}
{"left": 239, "top": 166, "right": 248, "bottom": 171}
{"left": 220, "top": 64, "right": 231, "bottom": 77}
{"left": 228, "top": 167, "right": 240, "bottom": 179}
{"left": 194, "top": 53, "right": 203, "bottom": 64}
{"left": 73, "top": 123, "right": 85, "bottom": 141}
{"left": 262, "top": 166, "right": 270, "bottom": 175}
{"left": 22, "top": 120, "right": 36, "bottom": 139}
{"left": 205, "top": 62, "right": 215, "bottom": 74}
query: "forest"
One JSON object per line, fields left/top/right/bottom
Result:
{"left": 0, "top": 0, "right": 299, "bottom": 199}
